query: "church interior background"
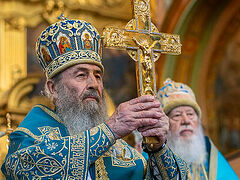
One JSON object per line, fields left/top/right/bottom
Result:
{"left": 0, "top": 0, "right": 239, "bottom": 178}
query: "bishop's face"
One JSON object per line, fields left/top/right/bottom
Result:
{"left": 57, "top": 63, "right": 104, "bottom": 105}
{"left": 168, "top": 106, "right": 199, "bottom": 140}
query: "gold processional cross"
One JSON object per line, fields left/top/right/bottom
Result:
{"left": 102, "top": 0, "right": 181, "bottom": 144}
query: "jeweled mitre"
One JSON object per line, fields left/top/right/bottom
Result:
{"left": 36, "top": 18, "right": 103, "bottom": 78}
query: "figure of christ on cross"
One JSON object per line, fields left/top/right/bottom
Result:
{"left": 132, "top": 37, "right": 161, "bottom": 94}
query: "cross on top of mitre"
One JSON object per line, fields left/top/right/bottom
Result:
{"left": 58, "top": 13, "right": 69, "bottom": 21}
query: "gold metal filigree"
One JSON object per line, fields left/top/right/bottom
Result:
{"left": 102, "top": 0, "right": 182, "bottom": 144}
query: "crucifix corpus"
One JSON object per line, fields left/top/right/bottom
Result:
{"left": 102, "top": 0, "right": 181, "bottom": 144}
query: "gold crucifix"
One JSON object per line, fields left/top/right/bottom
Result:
{"left": 102, "top": 0, "right": 181, "bottom": 144}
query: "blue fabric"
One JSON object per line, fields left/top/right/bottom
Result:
{"left": 1, "top": 104, "right": 188, "bottom": 179}
{"left": 216, "top": 149, "right": 239, "bottom": 180}
{"left": 142, "top": 151, "right": 149, "bottom": 160}
{"left": 203, "top": 137, "right": 238, "bottom": 179}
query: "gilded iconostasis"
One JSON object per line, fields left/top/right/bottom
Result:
{"left": 0, "top": 0, "right": 240, "bottom": 178}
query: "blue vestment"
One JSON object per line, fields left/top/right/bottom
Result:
{"left": 188, "top": 137, "right": 238, "bottom": 179}
{"left": 1, "top": 105, "right": 189, "bottom": 179}
{"left": 205, "top": 137, "right": 238, "bottom": 180}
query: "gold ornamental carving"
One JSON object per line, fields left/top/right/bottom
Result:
{"left": 103, "top": 0, "right": 181, "bottom": 144}
{"left": 42, "top": 0, "right": 65, "bottom": 24}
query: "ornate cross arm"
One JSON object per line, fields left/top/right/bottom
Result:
{"left": 103, "top": 26, "right": 181, "bottom": 55}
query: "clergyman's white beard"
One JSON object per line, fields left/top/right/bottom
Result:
{"left": 167, "top": 125, "right": 207, "bottom": 164}
{"left": 59, "top": 100, "right": 107, "bottom": 136}
{"left": 55, "top": 83, "right": 108, "bottom": 136}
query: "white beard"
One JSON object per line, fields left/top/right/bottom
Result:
{"left": 54, "top": 82, "right": 108, "bottom": 136}
{"left": 167, "top": 125, "right": 207, "bottom": 164}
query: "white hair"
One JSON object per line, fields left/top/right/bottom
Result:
{"left": 167, "top": 122, "right": 207, "bottom": 164}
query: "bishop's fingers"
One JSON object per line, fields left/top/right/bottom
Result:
{"left": 128, "top": 95, "right": 155, "bottom": 105}
{"left": 137, "top": 118, "right": 159, "bottom": 128}
{"left": 138, "top": 118, "right": 168, "bottom": 132}
{"left": 134, "top": 110, "right": 162, "bottom": 119}
{"left": 130, "top": 101, "right": 161, "bottom": 112}
{"left": 141, "top": 127, "right": 168, "bottom": 138}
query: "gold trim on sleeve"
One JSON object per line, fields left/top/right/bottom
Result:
{"left": 99, "top": 123, "right": 116, "bottom": 145}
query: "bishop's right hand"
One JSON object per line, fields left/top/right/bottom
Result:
{"left": 106, "top": 95, "right": 163, "bottom": 140}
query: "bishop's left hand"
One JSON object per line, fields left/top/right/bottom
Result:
{"left": 138, "top": 101, "right": 169, "bottom": 150}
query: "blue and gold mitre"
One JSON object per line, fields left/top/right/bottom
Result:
{"left": 36, "top": 16, "right": 103, "bottom": 78}
{"left": 157, "top": 78, "right": 201, "bottom": 117}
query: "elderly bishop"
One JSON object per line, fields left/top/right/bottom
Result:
{"left": 1, "top": 15, "right": 188, "bottom": 180}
